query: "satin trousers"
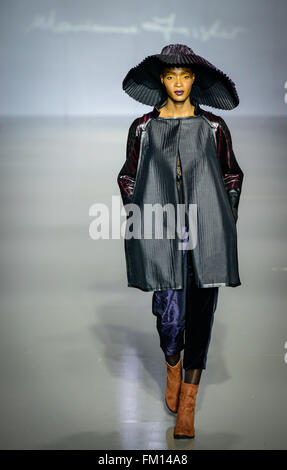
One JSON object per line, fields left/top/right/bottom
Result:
{"left": 152, "top": 233, "right": 219, "bottom": 370}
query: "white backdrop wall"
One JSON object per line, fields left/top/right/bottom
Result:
{"left": 0, "top": 0, "right": 286, "bottom": 116}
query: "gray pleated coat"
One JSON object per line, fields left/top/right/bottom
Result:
{"left": 118, "top": 105, "right": 244, "bottom": 291}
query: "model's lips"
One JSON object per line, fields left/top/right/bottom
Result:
{"left": 174, "top": 90, "right": 184, "bottom": 95}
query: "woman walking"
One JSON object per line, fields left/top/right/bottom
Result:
{"left": 118, "top": 44, "right": 244, "bottom": 439}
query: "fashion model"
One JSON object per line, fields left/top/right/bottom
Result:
{"left": 117, "top": 44, "right": 244, "bottom": 439}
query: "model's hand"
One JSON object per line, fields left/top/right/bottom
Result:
{"left": 232, "top": 207, "right": 238, "bottom": 224}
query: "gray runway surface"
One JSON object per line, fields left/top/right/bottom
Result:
{"left": 0, "top": 115, "right": 286, "bottom": 450}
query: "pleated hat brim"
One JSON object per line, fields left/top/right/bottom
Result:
{"left": 122, "top": 53, "right": 239, "bottom": 110}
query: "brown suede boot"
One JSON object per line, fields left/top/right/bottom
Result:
{"left": 165, "top": 357, "right": 182, "bottom": 413}
{"left": 173, "top": 380, "right": 199, "bottom": 439}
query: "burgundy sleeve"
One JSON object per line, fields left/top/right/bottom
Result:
{"left": 216, "top": 117, "right": 244, "bottom": 211}
{"left": 117, "top": 118, "right": 141, "bottom": 204}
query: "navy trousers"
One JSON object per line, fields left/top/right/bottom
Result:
{"left": 152, "top": 232, "right": 219, "bottom": 370}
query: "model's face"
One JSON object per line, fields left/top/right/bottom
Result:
{"left": 160, "top": 66, "right": 195, "bottom": 102}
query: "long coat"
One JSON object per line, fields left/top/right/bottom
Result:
{"left": 117, "top": 102, "right": 244, "bottom": 291}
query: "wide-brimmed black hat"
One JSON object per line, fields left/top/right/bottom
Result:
{"left": 122, "top": 43, "right": 239, "bottom": 110}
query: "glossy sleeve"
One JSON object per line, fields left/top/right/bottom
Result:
{"left": 216, "top": 117, "right": 244, "bottom": 215}
{"left": 117, "top": 118, "right": 140, "bottom": 205}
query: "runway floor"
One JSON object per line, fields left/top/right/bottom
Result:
{"left": 0, "top": 114, "right": 286, "bottom": 449}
